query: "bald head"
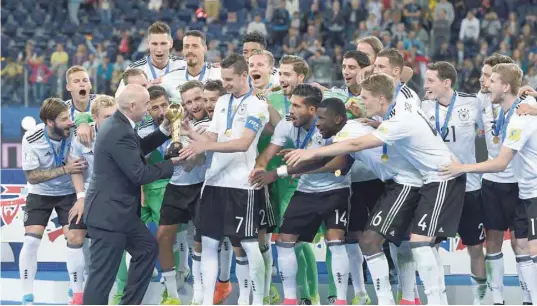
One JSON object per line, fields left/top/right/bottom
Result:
{"left": 118, "top": 84, "right": 151, "bottom": 122}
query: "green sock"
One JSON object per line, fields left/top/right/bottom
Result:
{"left": 295, "top": 243, "right": 311, "bottom": 300}
{"left": 116, "top": 252, "right": 128, "bottom": 295}
{"left": 326, "top": 247, "right": 337, "bottom": 297}
{"left": 303, "top": 243, "right": 319, "bottom": 300}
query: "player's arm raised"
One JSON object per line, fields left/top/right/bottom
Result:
{"left": 262, "top": 103, "right": 282, "bottom": 136}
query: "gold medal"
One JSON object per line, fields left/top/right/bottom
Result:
{"left": 493, "top": 136, "right": 500, "bottom": 144}
{"left": 225, "top": 129, "right": 231, "bottom": 137}
{"left": 334, "top": 170, "right": 341, "bottom": 177}
{"left": 381, "top": 154, "right": 389, "bottom": 162}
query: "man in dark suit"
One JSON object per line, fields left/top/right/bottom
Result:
{"left": 82, "top": 84, "right": 181, "bottom": 305}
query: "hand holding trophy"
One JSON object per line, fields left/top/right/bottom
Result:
{"left": 164, "top": 103, "right": 185, "bottom": 159}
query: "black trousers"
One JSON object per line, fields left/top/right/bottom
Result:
{"left": 83, "top": 220, "right": 158, "bottom": 305}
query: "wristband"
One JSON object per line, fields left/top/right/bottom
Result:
{"left": 276, "top": 165, "right": 288, "bottom": 178}
{"left": 77, "top": 192, "right": 86, "bottom": 199}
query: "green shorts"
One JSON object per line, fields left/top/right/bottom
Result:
{"left": 141, "top": 187, "right": 166, "bottom": 224}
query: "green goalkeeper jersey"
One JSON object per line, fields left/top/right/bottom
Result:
{"left": 323, "top": 86, "right": 365, "bottom": 120}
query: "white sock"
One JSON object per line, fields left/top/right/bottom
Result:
{"left": 397, "top": 241, "right": 417, "bottom": 302}
{"left": 19, "top": 235, "right": 41, "bottom": 295}
{"left": 276, "top": 241, "right": 298, "bottom": 300}
{"left": 261, "top": 238, "right": 273, "bottom": 297}
{"left": 410, "top": 243, "right": 443, "bottom": 305}
{"left": 346, "top": 242, "right": 367, "bottom": 296}
{"left": 82, "top": 238, "right": 91, "bottom": 282}
{"left": 201, "top": 236, "right": 220, "bottom": 305}
{"left": 485, "top": 252, "right": 504, "bottom": 304}
{"left": 241, "top": 240, "right": 265, "bottom": 305}
{"left": 125, "top": 252, "right": 132, "bottom": 271}
{"left": 191, "top": 251, "right": 203, "bottom": 304}
{"left": 218, "top": 237, "right": 233, "bottom": 282}
{"left": 364, "top": 252, "right": 394, "bottom": 305}
{"left": 328, "top": 241, "right": 350, "bottom": 301}
{"left": 388, "top": 242, "right": 401, "bottom": 293}
{"left": 516, "top": 256, "right": 531, "bottom": 304}
{"left": 517, "top": 255, "right": 537, "bottom": 305}
{"left": 431, "top": 246, "right": 448, "bottom": 304}
{"left": 162, "top": 269, "right": 180, "bottom": 298}
{"left": 176, "top": 230, "right": 189, "bottom": 272}
{"left": 470, "top": 274, "right": 487, "bottom": 305}
{"left": 66, "top": 243, "right": 85, "bottom": 294}
{"left": 236, "top": 256, "right": 251, "bottom": 304}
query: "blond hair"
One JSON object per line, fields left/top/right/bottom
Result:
{"left": 360, "top": 73, "right": 395, "bottom": 102}
{"left": 357, "top": 36, "right": 384, "bottom": 55}
{"left": 250, "top": 49, "right": 275, "bottom": 67}
{"left": 148, "top": 21, "right": 171, "bottom": 36}
{"left": 91, "top": 95, "right": 116, "bottom": 116}
{"left": 492, "top": 63, "right": 523, "bottom": 96}
{"left": 65, "top": 65, "right": 88, "bottom": 82}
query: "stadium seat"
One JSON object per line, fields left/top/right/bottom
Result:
{"left": 178, "top": 11, "right": 193, "bottom": 23}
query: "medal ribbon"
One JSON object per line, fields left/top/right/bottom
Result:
{"left": 147, "top": 55, "right": 170, "bottom": 80}
{"left": 226, "top": 89, "right": 253, "bottom": 132}
{"left": 501, "top": 98, "right": 521, "bottom": 142}
{"left": 185, "top": 63, "right": 207, "bottom": 81}
{"left": 43, "top": 128, "right": 67, "bottom": 166}
{"left": 435, "top": 91, "right": 457, "bottom": 139}
{"left": 296, "top": 117, "right": 318, "bottom": 149}
{"left": 381, "top": 103, "right": 396, "bottom": 159}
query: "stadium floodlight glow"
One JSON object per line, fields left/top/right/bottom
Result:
{"left": 21, "top": 116, "right": 37, "bottom": 131}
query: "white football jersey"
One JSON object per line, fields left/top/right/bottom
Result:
{"left": 271, "top": 120, "right": 351, "bottom": 193}
{"left": 70, "top": 125, "right": 96, "bottom": 191}
{"left": 502, "top": 97, "right": 537, "bottom": 200}
{"left": 205, "top": 92, "right": 269, "bottom": 189}
{"left": 161, "top": 62, "right": 222, "bottom": 103}
{"left": 22, "top": 123, "right": 75, "bottom": 196}
{"left": 65, "top": 94, "right": 98, "bottom": 122}
{"left": 137, "top": 119, "right": 170, "bottom": 158}
{"left": 372, "top": 104, "right": 455, "bottom": 184}
{"left": 478, "top": 91, "right": 517, "bottom": 183}
{"left": 373, "top": 83, "right": 421, "bottom": 122}
{"left": 115, "top": 55, "right": 186, "bottom": 97}
{"left": 421, "top": 92, "right": 483, "bottom": 192}
{"left": 334, "top": 121, "right": 423, "bottom": 187}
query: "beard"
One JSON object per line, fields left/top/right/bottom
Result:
{"left": 52, "top": 123, "right": 70, "bottom": 139}
{"left": 154, "top": 115, "right": 165, "bottom": 126}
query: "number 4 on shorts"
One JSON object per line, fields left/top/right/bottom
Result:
{"left": 418, "top": 214, "right": 428, "bottom": 231}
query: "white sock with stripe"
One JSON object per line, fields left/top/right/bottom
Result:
{"left": 364, "top": 252, "right": 394, "bottom": 305}
{"left": 346, "top": 242, "right": 367, "bottom": 296}
{"left": 410, "top": 242, "right": 443, "bottom": 305}
{"left": 276, "top": 241, "right": 298, "bottom": 300}
{"left": 517, "top": 255, "right": 537, "bottom": 305}
{"left": 176, "top": 230, "right": 189, "bottom": 272}
{"left": 201, "top": 236, "right": 220, "bottom": 305}
{"left": 485, "top": 252, "right": 504, "bottom": 304}
{"left": 66, "top": 243, "right": 85, "bottom": 294}
{"left": 191, "top": 251, "right": 203, "bottom": 304}
{"left": 218, "top": 238, "right": 233, "bottom": 282}
{"left": 19, "top": 234, "right": 41, "bottom": 295}
{"left": 327, "top": 241, "right": 350, "bottom": 302}
{"left": 235, "top": 255, "right": 251, "bottom": 304}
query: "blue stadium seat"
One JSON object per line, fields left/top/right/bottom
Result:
{"left": 185, "top": 0, "right": 199, "bottom": 10}
{"left": 207, "top": 23, "right": 221, "bottom": 36}
{"left": 189, "top": 21, "right": 205, "bottom": 31}
{"left": 178, "top": 11, "right": 193, "bottom": 23}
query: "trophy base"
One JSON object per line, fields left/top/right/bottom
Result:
{"left": 164, "top": 142, "right": 183, "bottom": 160}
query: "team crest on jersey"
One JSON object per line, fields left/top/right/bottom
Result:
{"left": 238, "top": 104, "right": 247, "bottom": 115}
{"left": 508, "top": 128, "right": 521, "bottom": 141}
{"left": 458, "top": 108, "right": 470, "bottom": 121}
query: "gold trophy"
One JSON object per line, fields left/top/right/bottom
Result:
{"left": 164, "top": 103, "right": 185, "bottom": 159}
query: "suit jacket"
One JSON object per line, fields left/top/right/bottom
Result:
{"left": 83, "top": 111, "right": 174, "bottom": 232}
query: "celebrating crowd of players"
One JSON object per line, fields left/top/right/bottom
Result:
{"left": 18, "top": 19, "right": 537, "bottom": 306}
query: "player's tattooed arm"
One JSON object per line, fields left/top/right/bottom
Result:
{"left": 25, "top": 157, "right": 87, "bottom": 184}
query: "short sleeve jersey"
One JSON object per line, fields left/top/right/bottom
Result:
{"left": 334, "top": 121, "right": 423, "bottom": 187}
{"left": 373, "top": 83, "right": 421, "bottom": 122}
{"left": 270, "top": 120, "right": 351, "bottom": 193}
{"left": 161, "top": 62, "right": 222, "bottom": 104}
{"left": 421, "top": 92, "right": 483, "bottom": 192}
{"left": 372, "top": 104, "right": 454, "bottom": 184}
{"left": 205, "top": 93, "right": 269, "bottom": 189}
{"left": 502, "top": 96, "right": 537, "bottom": 200}
{"left": 22, "top": 123, "right": 75, "bottom": 196}
{"left": 115, "top": 55, "right": 187, "bottom": 97}
{"left": 477, "top": 91, "right": 517, "bottom": 183}
{"left": 69, "top": 125, "right": 96, "bottom": 191}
